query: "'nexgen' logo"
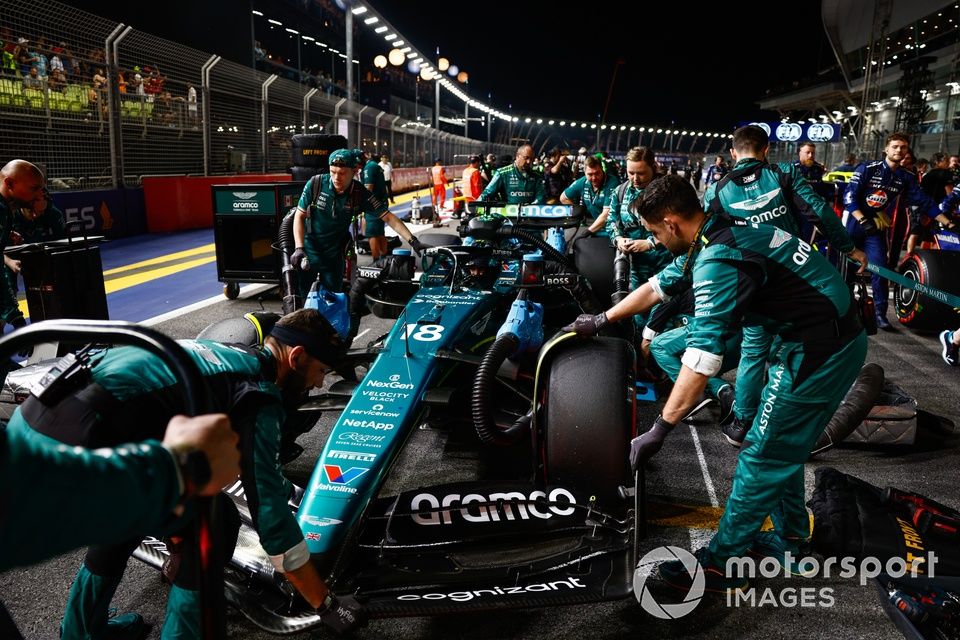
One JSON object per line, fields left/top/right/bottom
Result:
{"left": 411, "top": 488, "right": 576, "bottom": 525}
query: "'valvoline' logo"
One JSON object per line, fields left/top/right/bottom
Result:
{"left": 865, "top": 190, "right": 888, "bottom": 209}
{"left": 324, "top": 465, "right": 369, "bottom": 485}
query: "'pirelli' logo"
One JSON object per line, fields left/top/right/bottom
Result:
{"left": 327, "top": 449, "right": 376, "bottom": 462}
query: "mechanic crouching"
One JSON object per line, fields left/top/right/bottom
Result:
{"left": 566, "top": 175, "right": 867, "bottom": 591}
{"left": 291, "top": 148, "right": 425, "bottom": 298}
{"left": 4, "top": 309, "right": 362, "bottom": 638}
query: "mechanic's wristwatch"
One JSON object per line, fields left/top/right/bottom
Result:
{"left": 172, "top": 448, "right": 212, "bottom": 497}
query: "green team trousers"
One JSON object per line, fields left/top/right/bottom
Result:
{"left": 707, "top": 331, "right": 868, "bottom": 565}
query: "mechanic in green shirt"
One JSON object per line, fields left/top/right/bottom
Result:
{"left": 702, "top": 125, "right": 866, "bottom": 446}
{"left": 3, "top": 187, "right": 66, "bottom": 323}
{"left": 360, "top": 149, "right": 392, "bottom": 260}
{"left": 566, "top": 175, "right": 867, "bottom": 591}
{"left": 561, "top": 154, "right": 619, "bottom": 235}
{"left": 1, "top": 413, "right": 239, "bottom": 572}
{"left": 479, "top": 144, "right": 546, "bottom": 204}
{"left": 6, "top": 309, "right": 361, "bottom": 638}
{"left": 292, "top": 149, "right": 424, "bottom": 297}
{"left": 0, "top": 160, "right": 44, "bottom": 329}
{"left": 605, "top": 146, "right": 673, "bottom": 292}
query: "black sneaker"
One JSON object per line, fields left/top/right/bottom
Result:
{"left": 721, "top": 416, "right": 749, "bottom": 448}
{"left": 717, "top": 384, "right": 734, "bottom": 426}
{"left": 940, "top": 330, "right": 959, "bottom": 366}
{"left": 657, "top": 547, "right": 749, "bottom": 595}
{"left": 683, "top": 392, "right": 715, "bottom": 423}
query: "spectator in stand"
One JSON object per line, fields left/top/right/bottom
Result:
{"left": 429, "top": 157, "right": 447, "bottom": 211}
{"left": 153, "top": 90, "right": 175, "bottom": 126}
{"left": 543, "top": 147, "right": 574, "bottom": 204}
{"left": 379, "top": 155, "right": 394, "bottom": 204}
{"left": 703, "top": 155, "right": 727, "bottom": 188}
{"left": 30, "top": 45, "right": 48, "bottom": 78}
{"left": 49, "top": 50, "right": 64, "bottom": 78}
{"left": 131, "top": 67, "right": 144, "bottom": 96}
{"left": 461, "top": 155, "right": 483, "bottom": 213}
{"left": 187, "top": 82, "right": 198, "bottom": 123}
{"left": 117, "top": 70, "right": 127, "bottom": 94}
{"left": 254, "top": 40, "right": 267, "bottom": 61}
{"left": 48, "top": 68, "right": 66, "bottom": 93}
{"left": 22, "top": 67, "right": 43, "bottom": 90}
{"left": 833, "top": 153, "right": 858, "bottom": 173}
{"left": 92, "top": 68, "right": 107, "bottom": 90}
{"left": 16, "top": 38, "right": 32, "bottom": 76}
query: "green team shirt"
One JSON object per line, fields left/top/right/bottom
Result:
{"left": 8, "top": 339, "right": 306, "bottom": 567}
{"left": 479, "top": 164, "right": 546, "bottom": 204}
{"left": 665, "top": 215, "right": 855, "bottom": 368}
{"left": 12, "top": 203, "right": 66, "bottom": 244}
{"left": 362, "top": 159, "right": 389, "bottom": 204}
{"left": 606, "top": 181, "right": 672, "bottom": 274}
{"left": 702, "top": 158, "right": 854, "bottom": 254}
{"left": 563, "top": 173, "right": 619, "bottom": 220}
{"left": 0, "top": 198, "right": 19, "bottom": 322}
{"left": 298, "top": 173, "right": 387, "bottom": 262}
{"left": 0, "top": 428, "right": 181, "bottom": 571}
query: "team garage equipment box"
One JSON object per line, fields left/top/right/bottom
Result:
{"left": 6, "top": 235, "right": 108, "bottom": 322}
{"left": 211, "top": 182, "right": 304, "bottom": 299}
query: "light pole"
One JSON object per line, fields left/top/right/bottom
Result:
{"left": 345, "top": 4, "right": 354, "bottom": 103}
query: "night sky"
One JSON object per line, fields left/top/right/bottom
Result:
{"left": 71, "top": 0, "right": 837, "bottom": 133}
{"left": 382, "top": 0, "right": 837, "bottom": 131}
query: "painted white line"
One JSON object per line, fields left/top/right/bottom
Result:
{"left": 354, "top": 329, "right": 369, "bottom": 340}
{"left": 689, "top": 424, "right": 720, "bottom": 508}
{"left": 141, "top": 283, "right": 275, "bottom": 326}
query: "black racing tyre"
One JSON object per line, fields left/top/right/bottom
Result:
{"left": 417, "top": 232, "right": 461, "bottom": 248}
{"left": 291, "top": 134, "right": 348, "bottom": 169}
{"left": 543, "top": 337, "right": 634, "bottom": 504}
{"left": 895, "top": 250, "right": 960, "bottom": 330}
{"left": 290, "top": 165, "right": 319, "bottom": 182}
{"left": 223, "top": 282, "right": 240, "bottom": 299}
{"left": 573, "top": 236, "right": 616, "bottom": 307}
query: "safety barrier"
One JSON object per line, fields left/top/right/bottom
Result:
{"left": 0, "top": 0, "right": 513, "bottom": 193}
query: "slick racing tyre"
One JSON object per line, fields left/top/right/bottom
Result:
{"left": 291, "top": 133, "right": 348, "bottom": 169}
{"left": 543, "top": 337, "right": 633, "bottom": 504}
{"left": 895, "top": 250, "right": 960, "bottom": 330}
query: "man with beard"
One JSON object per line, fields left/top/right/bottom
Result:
{"left": 0, "top": 160, "right": 44, "bottom": 330}
{"left": 5, "top": 308, "right": 363, "bottom": 638}
{"left": 565, "top": 175, "right": 868, "bottom": 592}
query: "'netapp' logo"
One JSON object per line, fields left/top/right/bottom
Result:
{"left": 411, "top": 487, "right": 576, "bottom": 525}
{"left": 396, "top": 578, "right": 586, "bottom": 602}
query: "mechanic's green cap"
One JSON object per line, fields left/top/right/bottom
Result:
{"left": 329, "top": 148, "right": 354, "bottom": 167}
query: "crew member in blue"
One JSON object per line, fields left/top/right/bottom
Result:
{"left": 842, "top": 132, "right": 957, "bottom": 329}
{"left": 704, "top": 155, "right": 727, "bottom": 188}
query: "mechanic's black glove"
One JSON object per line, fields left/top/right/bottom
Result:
{"left": 857, "top": 216, "right": 880, "bottom": 236}
{"left": 629, "top": 415, "right": 675, "bottom": 471}
{"left": 408, "top": 236, "right": 426, "bottom": 256}
{"left": 317, "top": 594, "right": 365, "bottom": 635}
{"left": 562, "top": 312, "right": 608, "bottom": 337}
{"left": 290, "top": 247, "right": 310, "bottom": 271}
{"left": 8, "top": 316, "right": 26, "bottom": 330}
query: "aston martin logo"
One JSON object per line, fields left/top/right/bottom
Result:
{"left": 727, "top": 188, "right": 781, "bottom": 211}
{"left": 232, "top": 191, "right": 258, "bottom": 199}
{"left": 769, "top": 228, "right": 791, "bottom": 249}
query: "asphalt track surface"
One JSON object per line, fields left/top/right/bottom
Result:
{"left": 3, "top": 220, "right": 960, "bottom": 639}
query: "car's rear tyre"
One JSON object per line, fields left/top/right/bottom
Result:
{"left": 542, "top": 337, "right": 634, "bottom": 504}
{"left": 895, "top": 250, "right": 960, "bottom": 330}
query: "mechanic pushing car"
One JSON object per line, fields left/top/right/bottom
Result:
{"left": 4, "top": 309, "right": 362, "bottom": 638}
{"left": 566, "top": 175, "right": 867, "bottom": 592}
{"left": 702, "top": 125, "right": 866, "bottom": 446}
{"left": 843, "top": 132, "right": 957, "bottom": 330}
{"left": 292, "top": 148, "right": 425, "bottom": 297}
{"left": 479, "top": 143, "right": 546, "bottom": 204}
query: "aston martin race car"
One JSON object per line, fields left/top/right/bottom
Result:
{"left": 138, "top": 203, "right": 651, "bottom": 633}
